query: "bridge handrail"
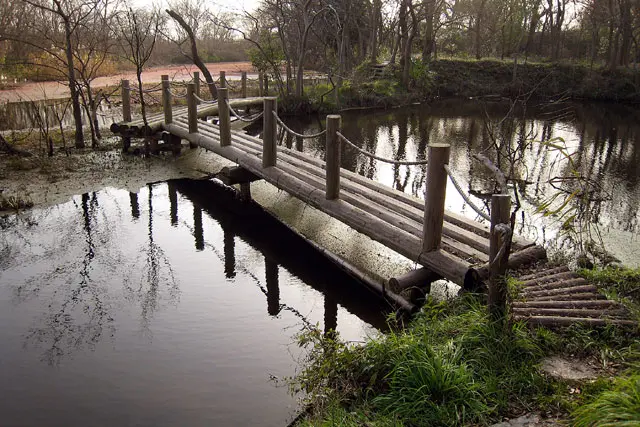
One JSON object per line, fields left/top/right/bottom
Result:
{"left": 225, "top": 99, "right": 264, "bottom": 122}
{"left": 443, "top": 164, "right": 491, "bottom": 222}
{"left": 169, "top": 89, "right": 188, "bottom": 99}
{"left": 129, "top": 84, "right": 163, "bottom": 94}
{"left": 273, "top": 111, "right": 326, "bottom": 139}
{"left": 336, "top": 132, "right": 430, "bottom": 166}
{"left": 194, "top": 93, "right": 218, "bottom": 104}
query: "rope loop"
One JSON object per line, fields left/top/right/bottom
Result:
{"left": 336, "top": 132, "right": 430, "bottom": 166}
{"left": 168, "top": 89, "right": 187, "bottom": 99}
{"left": 272, "top": 111, "right": 327, "bottom": 139}
{"left": 443, "top": 164, "right": 491, "bottom": 222}
{"left": 490, "top": 223, "right": 512, "bottom": 267}
{"left": 194, "top": 93, "right": 218, "bottom": 104}
{"left": 225, "top": 99, "right": 264, "bottom": 123}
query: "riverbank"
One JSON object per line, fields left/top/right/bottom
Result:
{"left": 290, "top": 292, "right": 639, "bottom": 426}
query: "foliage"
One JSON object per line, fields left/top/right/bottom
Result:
{"left": 573, "top": 375, "right": 640, "bottom": 427}
{"left": 580, "top": 267, "right": 640, "bottom": 304}
{"left": 408, "top": 59, "right": 435, "bottom": 95}
{"left": 290, "top": 297, "right": 553, "bottom": 426}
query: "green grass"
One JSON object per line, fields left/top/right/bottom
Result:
{"left": 573, "top": 374, "right": 640, "bottom": 427}
{"left": 289, "top": 295, "right": 639, "bottom": 426}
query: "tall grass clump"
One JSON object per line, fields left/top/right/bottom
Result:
{"left": 573, "top": 374, "right": 640, "bottom": 427}
{"left": 290, "top": 296, "right": 553, "bottom": 426}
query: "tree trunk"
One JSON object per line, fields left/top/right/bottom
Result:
{"left": 167, "top": 9, "right": 217, "bottom": 98}
{"left": 619, "top": 0, "right": 632, "bottom": 66}
{"left": 63, "top": 18, "right": 84, "bottom": 148}
{"left": 475, "top": 0, "right": 487, "bottom": 59}
{"left": 421, "top": 0, "right": 435, "bottom": 61}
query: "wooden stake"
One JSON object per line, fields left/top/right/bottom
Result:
{"left": 219, "top": 70, "right": 226, "bottom": 88}
{"left": 217, "top": 87, "right": 231, "bottom": 147}
{"left": 187, "top": 83, "right": 198, "bottom": 134}
{"left": 241, "top": 71, "right": 247, "bottom": 98}
{"left": 422, "top": 143, "right": 450, "bottom": 252}
{"left": 325, "top": 115, "right": 341, "bottom": 200}
{"left": 121, "top": 79, "right": 131, "bottom": 122}
{"left": 161, "top": 75, "right": 172, "bottom": 124}
{"left": 262, "top": 97, "right": 277, "bottom": 167}
{"left": 488, "top": 194, "right": 511, "bottom": 318}
{"left": 193, "top": 71, "right": 200, "bottom": 105}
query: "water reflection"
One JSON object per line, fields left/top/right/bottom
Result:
{"left": 282, "top": 100, "right": 640, "bottom": 264}
{"left": 0, "top": 180, "right": 389, "bottom": 426}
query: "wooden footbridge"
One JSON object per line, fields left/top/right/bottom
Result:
{"left": 111, "top": 72, "right": 636, "bottom": 328}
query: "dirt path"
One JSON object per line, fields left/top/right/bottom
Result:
{"left": 0, "top": 61, "right": 256, "bottom": 103}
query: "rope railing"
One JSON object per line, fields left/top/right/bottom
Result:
{"left": 129, "top": 85, "right": 162, "bottom": 94}
{"left": 272, "top": 111, "right": 326, "bottom": 139}
{"left": 194, "top": 93, "right": 217, "bottom": 104}
{"left": 226, "top": 99, "right": 263, "bottom": 123}
{"left": 443, "top": 164, "right": 491, "bottom": 222}
{"left": 168, "top": 89, "right": 187, "bottom": 98}
{"left": 336, "top": 132, "right": 430, "bottom": 166}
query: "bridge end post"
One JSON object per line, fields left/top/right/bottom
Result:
{"left": 161, "top": 75, "right": 172, "bottom": 124}
{"left": 241, "top": 72, "right": 247, "bottom": 98}
{"left": 218, "top": 87, "right": 231, "bottom": 147}
{"left": 187, "top": 83, "right": 198, "bottom": 139}
{"left": 262, "top": 97, "right": 277, "bottom": 167}
{"left": 121, "top": 79, "right": 132, "bottom": 123}
{"left": 488, "top": 194, "right": 511, "bottom": 319}
{"left": 422, "top": 143, "right": 450, "bottom": 252}
{"left": 219, "top": 70, "right": 226, "bottom": 88}
{"left": 193, "top": 71, "right": 200, "bottom": 105}
{"left": 325, "top": 115, "right": 342, "bottom": 200}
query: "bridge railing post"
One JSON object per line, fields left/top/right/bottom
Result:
{"left": 161, "top": 75, "right": 172, "bottom": 124}
{"left": 187, "top": 83, "right": 198, "bottom": 134}
{"left": 219, "top": 70, "right": 226, "bottom": 88}
{"left": 193, "top": 71, "right": 200, "bottom": 105}
{"left": 325, "top": 115, "right": 342, "bottom": 200}
{"left": 489, "top": 194, "right": 511, "bottom": 318}
{"left": 121, "top": 79, "right": 131, "bottom": 122}
{"left": 218, "top": 87, "right": 231, "bottom": 147}
{"left": 422, "top": 143, "right": 450, "bottom": 252}
{"left": 241, "top": 71, "right": 247, "bottom": 98}
{"left": 262, "top": 97, "right": 277, "bottom": 167}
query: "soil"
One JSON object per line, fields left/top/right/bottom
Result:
{"left": 0, "top": 61, "right": 256, "bottom": 103}
{"left": 0, "top": 142, "right": 209, "bottom": 213}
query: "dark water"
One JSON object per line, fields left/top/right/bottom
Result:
{"left": 276, "top": 99, "right": 640, "bottom": 266}
{"left": 0, "top": 180, "right": 390, "bottom": 426}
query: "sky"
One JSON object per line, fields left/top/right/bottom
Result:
{"left": 135, "top": 0, "right": 261, "bottom": 13}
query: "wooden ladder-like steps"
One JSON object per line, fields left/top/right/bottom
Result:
{"left": 512, "top": 266, "right": 637, "bottom": 327}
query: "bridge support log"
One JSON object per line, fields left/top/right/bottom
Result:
{"left": 422, "top": 143, "right": 450, "bottom": 252}
{"left": 389, "top": 268, "right": 440, "bottom": 291}
{"left": 262, "top": 97, "right": 277, "bottom": 167}
{"left": 218, "top": 87, "right": 231, "bottom": 147}
{"left": 488, "top": 194, "right": 511, "bottom": 318}
{"left": 161, "top": 75, "right": 172, "bottom": 124}
{"left": 325, "top": 115, "right": 341, "bottom": 200}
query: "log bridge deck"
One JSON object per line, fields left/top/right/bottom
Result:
{"left": 111, "top": 72, "right": 636, "bottom": 328}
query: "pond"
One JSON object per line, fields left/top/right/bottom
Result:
{"left": 0, "top": 180, "right": 390, "bottom": 426}
{"left": 276, "top": 99, "right": 640, "bottom": 266}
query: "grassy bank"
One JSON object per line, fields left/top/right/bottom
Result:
{"left": 289, "top": 271, "right": 640, "bottom": 426}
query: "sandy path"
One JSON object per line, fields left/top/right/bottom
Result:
{"left": 0, "top": 61, "right": 256, "bottom": 103}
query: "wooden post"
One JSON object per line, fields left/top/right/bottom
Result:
{"left": 187, "top": 83, "right": 198, "bottom": 134}
{"left": 422, "top": 143, "right": 450, "bottom": 252}
{"left": 262, "top": 97, "right": 277, "bottom": 167}
{"left": 219, "top": 70, "right": 226, "bottom": 88}
{"left": 161, "top": 75, "right": 172, "bottom": 124}
{"left": 193, "top": 71, "right": 200, "bottom": 105}
{"left": 325, "top": 115, "right": 342, "bottom": 200}
{"left": 241, "top": 71, "right": 247, "bottom": 98}
{"left": 121, "top": 79, "right": 131, "bottom": 122}
{"left": 258, "top": 72, "right": 264, "bottom": 96}
{"left": 488, "top": 194, "right": 511, "bottom": 318}
{"left": 217, "top": 87, "right": 231, "bottom": 147}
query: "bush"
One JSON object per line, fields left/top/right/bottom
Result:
{"left": 573, "top": 375, "right": 640, "bottom": 427}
